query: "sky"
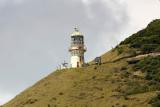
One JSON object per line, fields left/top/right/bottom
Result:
{"left": 0, "top": 0, "right": 160, "bottom": 105}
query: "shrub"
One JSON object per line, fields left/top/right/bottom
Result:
{"left": 117, "top": 46, "right": 124, "bottom": 54}
{"left": 59, "top": 92, "right": 64, "bottom": 95}
{"left": 134, "top": 56, "right": 160, "bottom": 81}
{"left": 124, "top": 82, "right": 148, "bottom": 95}
{"left": 120, "top": 19, "right": 160, "bottom": 53}
{"left": 121, "top": 71, "right": 130, "bottom": 78}
{"left": 141, "top": 44, "right": 157, "bottom": 53}
{"left": 149, "top": 92, "right": 160, "bottom": 107}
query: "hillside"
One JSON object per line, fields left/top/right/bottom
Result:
{"left": 2, "top": 19, "right": 160, "bottom": 107}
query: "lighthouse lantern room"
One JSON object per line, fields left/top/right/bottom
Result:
{"left": 69, "top": 28, "right": 86, "bottom": 68}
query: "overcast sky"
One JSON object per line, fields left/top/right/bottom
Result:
{"left": 0, "top": 0, "right": 160, "bottom": 105}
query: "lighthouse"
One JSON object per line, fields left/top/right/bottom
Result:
{"left": 69, "top": 28, "right": 87, "bottom": 68}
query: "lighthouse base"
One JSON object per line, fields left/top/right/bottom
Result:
{"left": 71, "top": 56, "right": 83, "bottom": 68}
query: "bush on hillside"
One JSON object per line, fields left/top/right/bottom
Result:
{"left": 117, "top": 46, "right": 124, "bottom": 54}
{"left": 149, "top": 92, "right": 160, "bottom": 107}
{"left": 121, "top": 81, "right": 149, "bottom": 96}
{"left": 134, "top": 56, "right": 160, "bottom": 81}
{"left": 120, "top": 80, "right": 160, "bottom": 96}
{"left": 120, "top": 19, "right": 160, "bottom": 53}
{"left": 120, "top": 56, "right": 160, "bottom": 96}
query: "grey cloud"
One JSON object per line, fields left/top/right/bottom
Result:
{"left": 0, "top": 0, "right": 129, "bottom": 104}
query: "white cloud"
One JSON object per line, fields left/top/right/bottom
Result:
{"left": 0, "top": 0, "right": 8, "bottom": 7}
{"left": 13, "top": 0, "right": 25, "bottom": 5}
{"left": 125, "top": 0, "right": 160, "bottom": 35}
{"left": 0, "top": 0, "right": 25, "bottom": 7}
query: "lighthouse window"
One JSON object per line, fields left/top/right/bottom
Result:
{"left": 71, "top": 37, "right": 84, "bottom": 45}
{"left": 80, "top": 38, "right": 82, "bottom": 42}
{"left": 71, "top": 38, "right": 74, "bottom": 41}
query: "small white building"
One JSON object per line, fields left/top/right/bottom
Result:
{"left": 69, "top": 28, "right": 87, "bottom": 68}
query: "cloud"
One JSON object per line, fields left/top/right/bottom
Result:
{"left": 0, "top": 0, "right": 129, "bottom": 104}
{"left": 78, "top": 0, "right": 129, "bottom": 56}
{"left": 118, "top": 0, "right": 160, "bottom": 41}
{"left": 0, "top": 0, "right": 25, "bottom": 7}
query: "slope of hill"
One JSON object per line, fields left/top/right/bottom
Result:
{"left": 2, "top": 19, "right": 160, "bottom": 107}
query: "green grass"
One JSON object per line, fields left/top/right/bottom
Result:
{"left": 3, "top": 57, "right": 157, "bottom": 107}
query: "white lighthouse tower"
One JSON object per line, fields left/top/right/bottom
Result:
{"left": 69, "top": 28, "right": 87, "bottom": 68}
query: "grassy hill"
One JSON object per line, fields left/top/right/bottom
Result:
{"left": 2, "top": 19, "right": 160, "bottom": 107}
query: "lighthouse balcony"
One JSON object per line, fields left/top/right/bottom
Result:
{"left": 69, "top": 47, "right": 79, "bottom": 51}
{"left": 70, "top": 44, "right": 85, "bottom": 47}
{"left": 69, "top": 46, "right": 87, "bottom": 52}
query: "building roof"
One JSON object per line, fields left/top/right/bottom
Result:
{"left": 71, "top": 28, "right": 83, "bottom": 36}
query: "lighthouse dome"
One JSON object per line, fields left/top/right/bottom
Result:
{"left": 71, "top": 28, "right": 83, "bottom": 36}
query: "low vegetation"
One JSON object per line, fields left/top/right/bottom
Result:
{"left": 149, "top": 92, "right": 160, "bottom": 107}
{"left": 120, "top": 19, "right": 160, "bottom": 54}
{"left": 134, "top": 56, "right": 160, "bottom": 81}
